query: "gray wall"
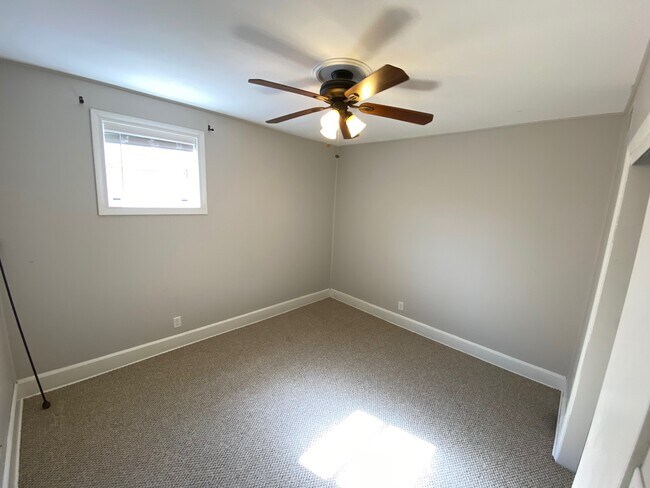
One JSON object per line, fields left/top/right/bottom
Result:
{"left": 0, "top": 297, "right": 16, "bottom": 483}
{"left": 332, "top": 115, "right": 625, "bottom": 376}
{"left": 0, "top": 60, "right": 336, "bottom": 378}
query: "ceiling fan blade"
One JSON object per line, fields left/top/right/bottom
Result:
{"left": 339, "top": 114, "right": 352, "bottom": 139}
{"left": 357, "top": 103, "right": 433, "bottom": 125}
{"left": 249, "top": 79, "right": 329, "bottom": 102}
{"left": 344, "top": 65, "right": 409, "bottom": 102}
{"left": 266, "top": 107, "right": 329, "bottom": 124}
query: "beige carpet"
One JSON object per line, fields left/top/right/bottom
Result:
{"left": 19, "top": 298, "right": 574, "bottom": 487}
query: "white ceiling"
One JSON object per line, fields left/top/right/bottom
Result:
{"left": 1, "top": 0, "right": 648, "bottom": 144}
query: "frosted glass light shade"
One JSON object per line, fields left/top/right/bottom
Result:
{"left": 346, "top": 114, "right": 366, "bottom": 138}
{"left": 320, "top": 127, "right": 338, "bottom": 140}
{"left": 320, "top": 110, "right": 340, "bottom": 130}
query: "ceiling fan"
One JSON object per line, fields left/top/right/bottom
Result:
{"left": 249, "top": 63, "right": 434, "bottom": 140}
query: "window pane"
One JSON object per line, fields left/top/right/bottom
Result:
{"left": 102, "top": 124, "right": 202, "bottom": 209}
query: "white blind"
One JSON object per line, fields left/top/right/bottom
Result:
{"left": 101, "top": 122, "right": 201, "bottom": 209}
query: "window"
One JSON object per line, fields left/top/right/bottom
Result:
{"left": 90, "top": 110, "right": 207, "bottom": 215}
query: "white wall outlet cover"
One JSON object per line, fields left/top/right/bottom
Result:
{"left": 398, "top": 301, "right": 404, "bottom": 311}
{"left": 173, "top": 316, "right": 182, "bottom": 328}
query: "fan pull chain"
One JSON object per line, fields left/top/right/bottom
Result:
{"left": 335, "top": 129, "right": 340, "bottom": 159}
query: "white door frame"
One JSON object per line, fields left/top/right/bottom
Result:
{"left": 572, "top": 178, "right": 650, "bottom": 487}
{"left": 554, "top": 110, "right": 650, "bottom": 470}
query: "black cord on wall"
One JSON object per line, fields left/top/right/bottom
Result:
{"left": 0, "top": 255, "right": 50, "bottom": 410}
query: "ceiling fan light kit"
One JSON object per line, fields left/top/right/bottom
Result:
{"left": 249, "top": 58, "right": 434, "bottom": 141}
{"left": 320, "top": 109, "right": 367, "bottom": 140}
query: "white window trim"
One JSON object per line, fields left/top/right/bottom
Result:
{"left": 90, "top": 109, "right": 208, "bottom": 215}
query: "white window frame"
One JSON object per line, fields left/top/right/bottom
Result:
{"left": 90, "top": 109, "right": 208, "bottom": 215}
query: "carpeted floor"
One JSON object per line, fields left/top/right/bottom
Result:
{"left": 19, "top": 298, "right": 574, "bottom": 487}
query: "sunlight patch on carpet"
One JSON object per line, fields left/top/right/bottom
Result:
{"left": 299, "top": 410, "right": 436, "bottom": 487}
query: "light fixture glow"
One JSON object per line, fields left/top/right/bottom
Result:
{"left": 320, "top": 127, "right": 338, "bottom": 140}
{"left": 320, "top": 110, "right": 341, "bottom": 140}
{"left": 346, "top": 114, "right": 366, "bottom": 138}
{"left": 320, "top": 110, "right": 367, "bottom": 140}
{"left": 321, "top": 110, "right": 340, "bottom": 129}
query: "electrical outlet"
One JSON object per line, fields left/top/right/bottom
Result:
{"left": 398, "top": 301, "right": 404, "bottom": 311}
{"left": 173, "top": 316, "right": 182, "bottom": 328}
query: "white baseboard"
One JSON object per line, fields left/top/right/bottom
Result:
{"left": 1, "top": 384, "right": 20, "bottom": 488}
{"left": 16, "top": 289, "right": 330, "bottom": 400}
{"left": 330, "top": 289, "right": 566, "bottom": 391}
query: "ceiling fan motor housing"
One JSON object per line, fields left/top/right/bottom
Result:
{"left": 320, "top": 69, "right": 356, "bottom": 99}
